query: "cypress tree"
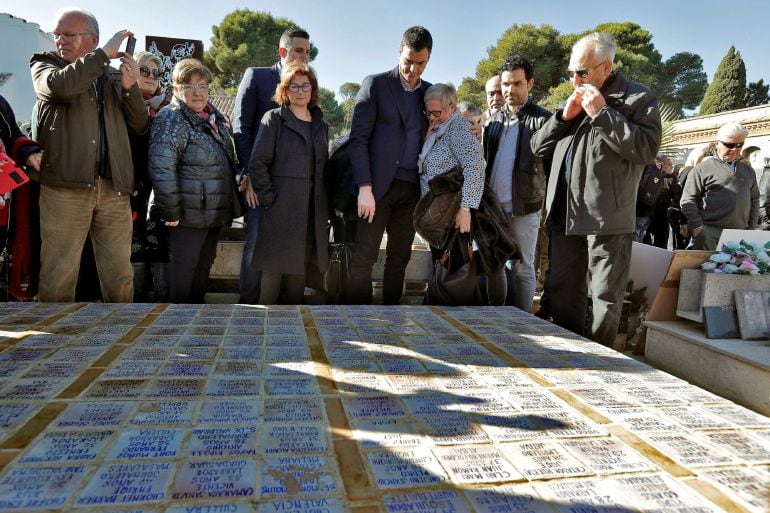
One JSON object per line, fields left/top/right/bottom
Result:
{"left": 699, "top": 46, "right": 747, "bottom": 115}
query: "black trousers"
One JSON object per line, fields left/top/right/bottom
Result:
{"left": 169, "top": 226, "right": 220, "bottom": 304}
{"left": 345, "top": 179, "right": 419, "bottom": 305}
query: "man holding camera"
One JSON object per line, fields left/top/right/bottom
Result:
{"left": 31, "top": 7, "right": 149, "bottom": 302}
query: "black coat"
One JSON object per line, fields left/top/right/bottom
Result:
{"left": 249, "top": 105, "right": 329, "bottom": 275}
{"left": 148, "top": 97, "right": 240, "bottom": 229}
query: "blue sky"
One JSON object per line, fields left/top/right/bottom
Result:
{"left": 6, "top": 0, "right": 770, "bottom": 102}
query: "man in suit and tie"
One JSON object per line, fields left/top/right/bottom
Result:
{"left": 232, "top": 27, "right": 311, "bottom": 304}
{"left": 344, "top": 26, "right": 433, "bottom": 305}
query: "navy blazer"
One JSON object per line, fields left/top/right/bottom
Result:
{"left": 232, "top": 62, "right": 281, "bottom": 171}
{"left": 349, "top": 67, "right": 430, "bottom": 200}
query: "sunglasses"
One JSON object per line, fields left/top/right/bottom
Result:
{"left": 567, "top": 62, "right": 603, "bottom": 79}
{"left": 719, "top": 140, "right": 744, "bottom": 149}
{"left": 139, "top": 66, "right": 161, "bottom": 79}
{"left": 423, "top": 110, "right": 443, "bottom": 119}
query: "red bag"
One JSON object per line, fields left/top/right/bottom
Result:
{"left": 0, "top": 152, "right": 29, "bottom": 194}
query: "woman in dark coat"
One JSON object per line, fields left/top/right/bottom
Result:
{"left": 148, "top": 58, "right": 240, "bottom": 303}
{"left": 249, "top": 61, "right": 329, "bottom": 304}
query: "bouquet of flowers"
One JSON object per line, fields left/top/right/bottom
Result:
{"left": 701, "top": 240, "right": 770, "bottom": 275}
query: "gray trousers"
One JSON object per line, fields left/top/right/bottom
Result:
{"left": 549, "top": 230, "right": 633, "bottom": 347}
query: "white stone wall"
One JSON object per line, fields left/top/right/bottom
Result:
{"left": 0, "top": 13, "right": 55, "bottom": 124}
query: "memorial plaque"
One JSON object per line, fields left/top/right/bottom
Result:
{"left": 121, "top": 347, "right": 172, "bottom": 361}
{"left": 504, "top": 440, "right": 591, "bottom": 480}
{"left": 343, "top": 396, "right": 407, "bottom": 419}
{"left": 256, "top": 497, "right": 345, "bottom": 513}
{"left": 435, "top": 374, "right": 489, "bottom": 391}
{"left": 77, "top": 462, "right": 173, "bottom": 506}
{"left": 215, "top": 361, "right": 261, "bottom": 377}
{"left": 266, "top": 347, "right": 310, "bottom": 362}
{"left": 186, "top": 426, "right": 258, "bottom": 457}
{"left": 19, "top": 430, "right": 114, "bottom": 463}
{"left": 105, "top": 428, "right": 186, "bottom": 460}
{"left": 642, "top": 432, "right": 736, "bottom": 467}
{"left": 618, "top": 385, "right": 687, "bottom": 406}
{"left": 261, "top": 423, "right": 329, "bottom": 455}
{"left": 367, "top": 447, "right": 448, "bottom": 489}
{"left": 702, "top": 404, "right": 770, "bottom": 428}
{"left": 55, "top": 401, "right": 135, "bottom": 428}
{"left": 17, "top": 334, "right": 73, "bottom": 347}
{"left": 701, "top": 431, "right": 770, "bottom": 463}
{"left": 660, "top": 384, "right": 729, "bottom": 404}
{"left": 386, "top": 375, "right": 439, "bottom": 393}
{"left": 531, "top": 409, "right": 606, "bottom": 438}
{"left": 352, "top": 417, "right": 423, "bottom": 447}
{"left": 260, "top": 456, "right": 339, "bottom": 497}
{"left": 605, "top": 473, "right": 721, "bottom": 512}
{"left": 167, "top": 505, "right": 252, "bottom": 513}
{"left": 0, "top": 465, "right": 88, "bottom": 510}
{"left": 383, "top": 490, "right": 472, "bottom": 513}
{"left": 0, "top": 348, "right": 52, "bottom": 362}
{"left": 264, "top": 362, "right": 317, "bottom": 379}
{"left": 18, "top": 362, "right": 83, "bottom": 379}
{"left": 567, "top": 386, "right": 641, "bottom": 411}
{"left": 464, "top": 484, "right": 553, "bottom": 513}
{"left": 534, "top": 477, "right": 636, "bottom": 512}
{"left": 266, "top": 335, "right": 307, "bottom": 347}
{"left": 417, "top": 413, "right": 490, "bottom": 444}
{"left": 134, "top": 335, "right": 179, "bottom": 347}
{"left": 104, "top": 361, "right": 163, "bottom": 378}
{"left": 131, "top": 401, "right": 196, "bottom": 425}
{"left": 159, "top": 361, "right": 213, "bottom": 377}
{"left": 444, "top": 391, "right": 514, "bottom": 414}
{"left": 264, "top": 377, "right": 318, "bottom": 396}
{"left": 220, "top": 347, "right": 263, "bottom": 361}
{"left": 656, "top": 405, "right": 735, "bottom": 430}
{"left": 407, "top": 345, "right": 453, "bottom": 358}
{"left": 144, "top": 379, "right": 205, "bottom": 398}
{"left": 199, "top": 399, "right": 260, "bottom": 424}
{"left": 222, "top": 334, "right": 263, "bottom": 346}
{"left": 560, "top": 437, "right": 655, "bottom": 474}
{"left": 698, "top": 467, "right": 770, "bottom": 513}
{"left": 476, "top": 413, "right": 551, "bottom": 442}
{"left": 534, "top": 368, "right": 600, "bottom": 387}
{"left": 602, "top": 407, "right": 683, "bottom": 433}
{"left": 402, "top": 393, "right": 456, "bottom": 416}
{"left": 433, "top": 444, "right": 522, "bottom": 483}
{"left": 0, "top": 403, "right": 41, "bottom": 430}
{"left": 169, "top": 347, "right": 217, "bottom": 360}
{"left": 1, "top": 377, "right": 71, "bottom": 400}
{"left": 263, "top": 398, "right": 324, "bottom": 423}
{"left": 377, "top": 358, "right": 427, "bottom": 374}
{"left": 179, "top": 334, "right": 222, "bottom": 346}
{"left": 331, "top": 371, "right": 390, "bottom": 394}
{"left": 205, "top": 378, "right": 260, "bottom": 397}
{"left": 326, "top": 359, "right": 379, "bottom": 372}
{"left": 499, "top": 388, "right": 566, "bottom": 412}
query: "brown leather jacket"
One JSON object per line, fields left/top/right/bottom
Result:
{"left": 30, "top": 49, "right": 149, "bottom": 194}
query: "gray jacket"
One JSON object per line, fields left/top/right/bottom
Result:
{"left": 532, "top": 72, "right": 661, "bottom": 235}
{"left": 148, "top": 97, "right": 239, "bottom": 229}
{"left": 680, "top": 156, "right": 759, "bottom": 231}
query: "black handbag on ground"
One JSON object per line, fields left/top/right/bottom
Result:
{"left": 425, "top": 229, "right": 483, "bottom": 306}
{"left": 413, "top": 165, "right": 463, "bottom": 248}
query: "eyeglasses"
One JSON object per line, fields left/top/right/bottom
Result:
{"left": 180, "top": 84, "right": 209, "bottom": 93}
{"left": 719, "top": 140, "right": 744, "bottom": 149}
{"left": 288, "top": 83, "right": 313, "bottom": 93}
{"left": 53, "top": 32, "right": 92, "bottom": 41}
{"left": 567, "top": 62, "right": 604, "bottom": 79}
{"left": 423, "top": 110, "right": 443, "bottom": 119}
{"left": 139, "top": 66, "right": 161, "bottom": 79}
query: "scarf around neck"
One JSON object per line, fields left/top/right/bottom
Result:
{"left": 418, "top": 110, "right": 460, "bottom": 175}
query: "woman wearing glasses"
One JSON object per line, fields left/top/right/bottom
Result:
{"left": 248, "top": 61, "right": 329, "bottom": 304}
{"left": 148, "top": 58, "right": 241, "bottom": 303}
{"left": 129, "top": 51, "right": 169, "bottom": 301}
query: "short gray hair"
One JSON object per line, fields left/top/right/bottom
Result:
{"left": 134, "top": 51, "right": 161, "bottom": 69}
{"left": 716, "top": 122, "right": 749, "bottom": 140}
{"left": 424, "top": 83, "right": 457, "bottom": 110}
{"left": 55, "top": 7, "right": 99, "bottom": 36}
{"left": 574, "top": 32, "right": 616, "bottom": 63}
{"left": 457, "top": 101, "right": 480, "bottom": 117}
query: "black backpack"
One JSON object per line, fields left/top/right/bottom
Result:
{"left": 637, "top": 163, "right": 665, "bottom": 208}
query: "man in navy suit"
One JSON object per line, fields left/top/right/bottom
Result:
{"left": 344, "top": 26, "right": 433, "bottom": 305}
{"left": 233, "top": 28, "right": 311, "bottom": 304}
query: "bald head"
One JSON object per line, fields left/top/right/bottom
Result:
{"left": 53, "top": 8, "right": 99, "bottom": 63}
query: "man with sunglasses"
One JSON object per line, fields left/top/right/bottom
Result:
{"left": 532, "top": 32, "right": 661, "bottom": 347}
{"left": 232, "top": 27, "right": 312, "bottom": 304}
{"left": 30, "top": 8, "right": 149, "bottom": 302}
{"left": 681, "top": 122, "right": 759, "bottom": 250}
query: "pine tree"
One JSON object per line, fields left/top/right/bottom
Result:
{"left": 699, "top": 46, "right": 747, "bottom": 115}
{"left": 745, "top": 79, "right": 770, "bottom": 107}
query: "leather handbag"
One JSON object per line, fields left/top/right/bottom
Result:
{"left": 425, "top": 229, "right": 483, "bottom": 306}
{"left": 413, "top": 165, "right": 463, "bottom": 248}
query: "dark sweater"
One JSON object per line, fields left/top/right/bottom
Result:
{"left": 680, "top": 156, "right": 759, "bottom": 231}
